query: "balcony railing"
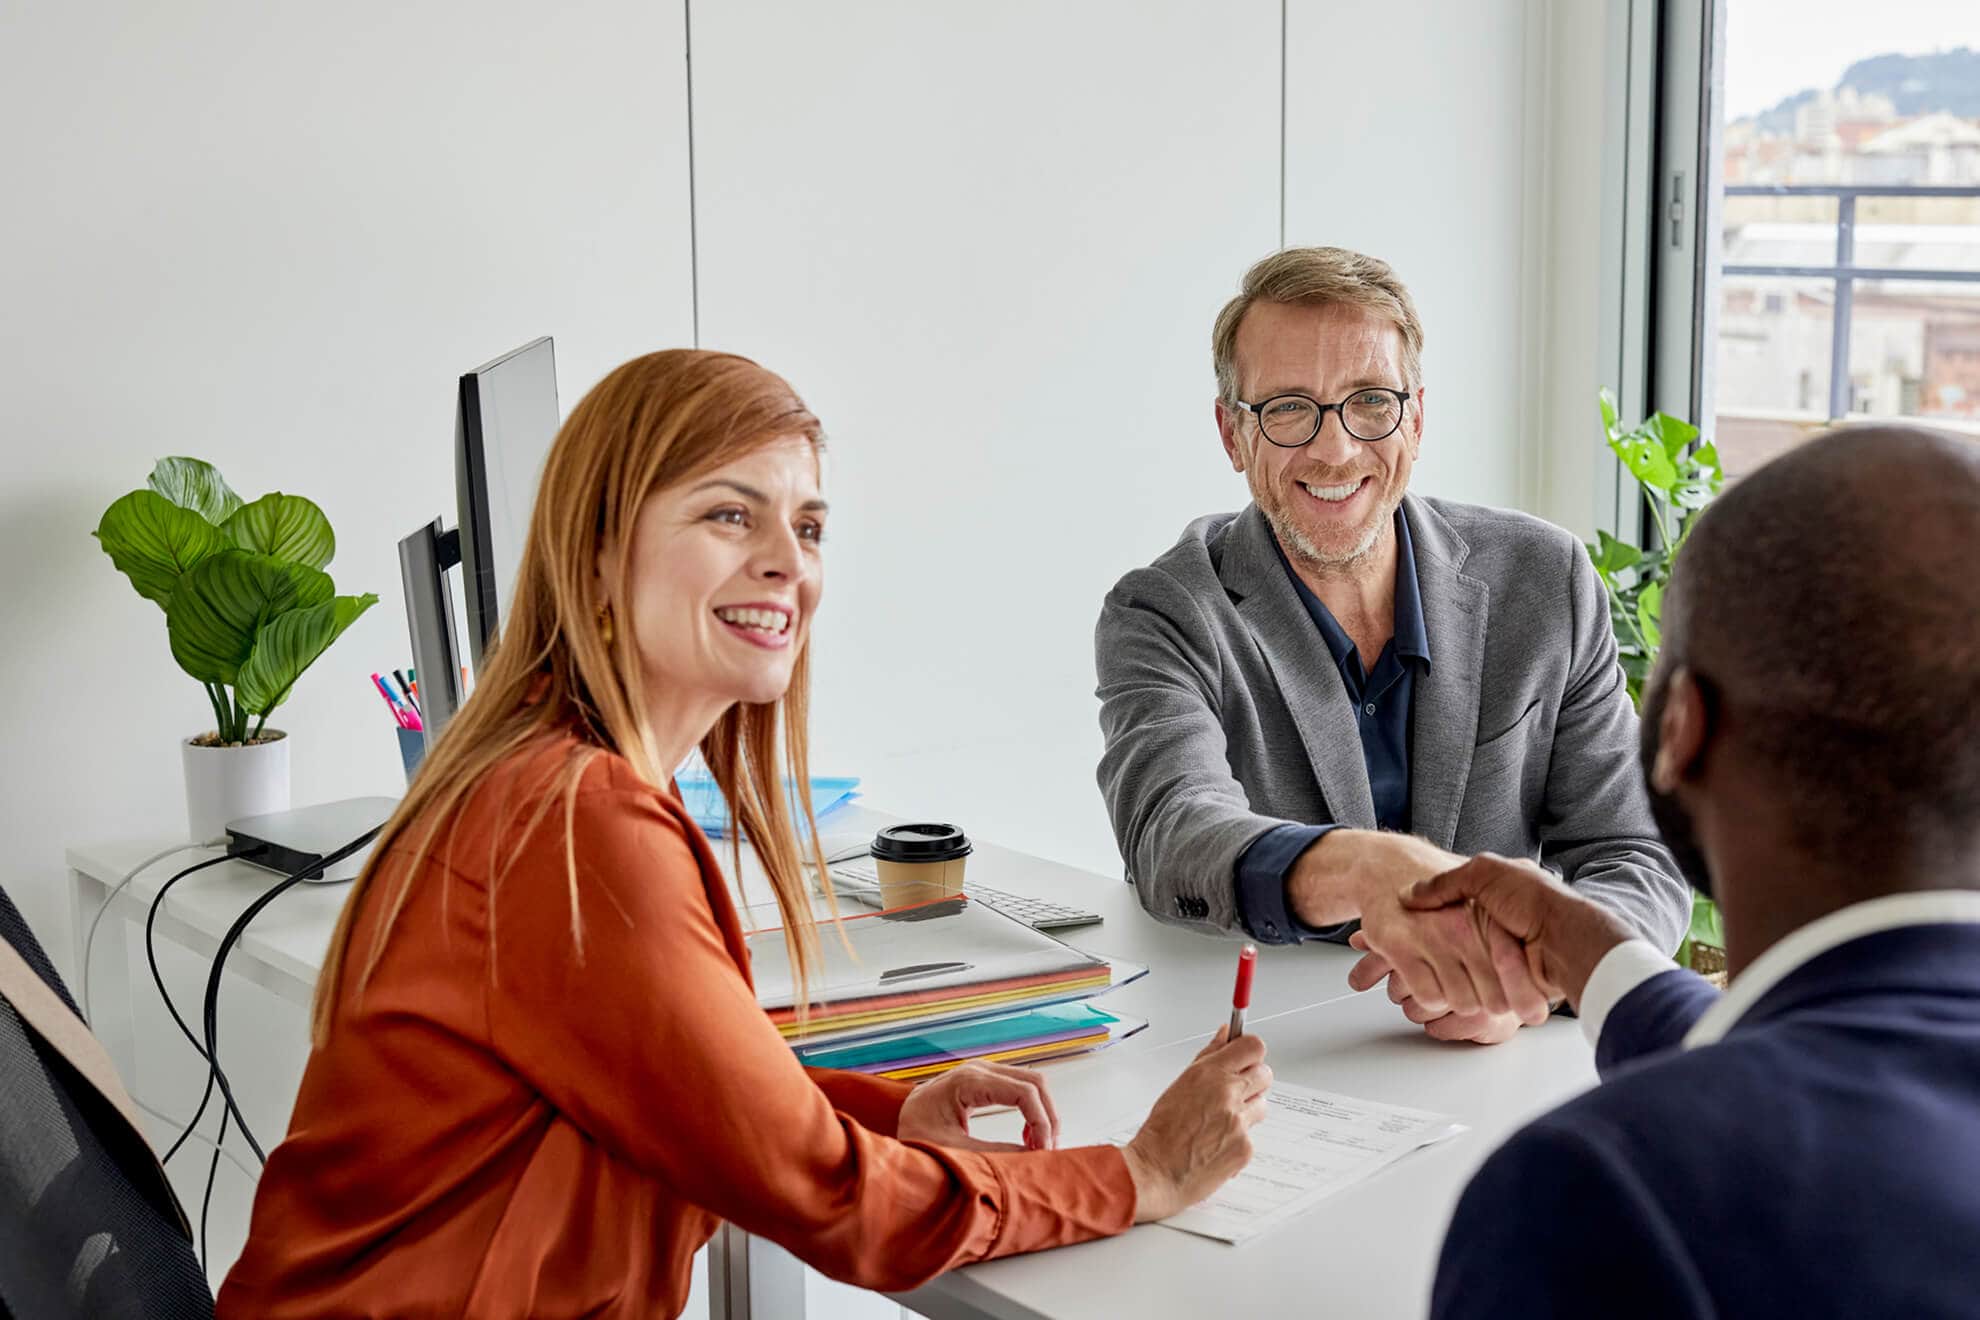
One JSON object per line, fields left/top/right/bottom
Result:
{"left": 1723, "top": 184, "right": 1980, "bottom": 420}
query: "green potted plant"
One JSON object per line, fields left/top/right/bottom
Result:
{"left": 1583, "top": 391, "right": 1727, "bottom": 980}
{"left": 94, "top": 457, "right": 377, "bottom": 841}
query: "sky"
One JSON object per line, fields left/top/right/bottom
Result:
{"left": 1723, "top": 1, "right": 1980, "bottom": 120}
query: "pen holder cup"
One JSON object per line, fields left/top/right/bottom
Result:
{"left": 396, "top": 725, "right": 427, "bottom": 785}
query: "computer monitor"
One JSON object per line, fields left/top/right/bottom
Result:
{"left": 456, "top": 336, "right": 560, "bottom": 667}
{"left": 399, "top": 336, "right": 559, "bottom": 747}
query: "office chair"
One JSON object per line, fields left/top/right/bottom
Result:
{"left": 0, "top": 883, "right": 214, "bottom": 1319}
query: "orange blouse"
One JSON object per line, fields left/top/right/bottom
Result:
{"left": 218, "top": 735, "right": 1135, "bottom": 1318}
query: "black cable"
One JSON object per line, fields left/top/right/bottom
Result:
{"left": 200, "top": 824, "right": 384, "bottom": 1164}
{"left": 162, "top": 1067, "right": 217, "bottom": 1168}
{"left": 199, "top": 1106, "right": 228, "bottom": 1267}
{"left": 144, "top": 854, "right": 234, "bottom": 1059}
{"left": 142, "top": 853, "right": 236, "bottom": 1166}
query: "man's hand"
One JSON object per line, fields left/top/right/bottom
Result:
{"left": 1301, "top": 832, "right": 1541, "bottom": 1019}
{"left": 896, "top": 1061, "right": 1059, "bottom": 1152}
{"left": 1397, "top": 853, "right": 1636, "bottom": 1011}
{"left": 1347, "top": 929, "right": 1537, "bottom": 1044}
{"left": 1288, "top": 829, "right": 1468, "bottom": 930}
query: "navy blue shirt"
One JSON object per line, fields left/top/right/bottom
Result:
{"left": 1234, "top": 511, "right": 1432, "bottom": 944}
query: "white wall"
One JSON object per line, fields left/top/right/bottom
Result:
{"left": 1284, "top": 0, "right": 1532, "bottom": 512}
{"left": 0, "top": 0, "right": 693, "bottom": 1289}
{"left": 692, "top": 0, "right": 1280, "bottom": 878}
{"left": 0, "top": 0, "right": 693, "bottom": 958}
{"left": 0, "top": 0, "right": 1623, "bottom": 1310}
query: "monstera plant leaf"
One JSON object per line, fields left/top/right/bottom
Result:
{"left": 94, "top": 490, "right": 229, "bottom": 608}
{"left": 148, "top": 457, "right": 244, "bottom": 525}
{"left": 235, "top": 593, "right": 379, "bottom": 714}
{"left": 165, "top": 550, "right": 331, "bottom": 684}
{"left": 223, "top": 492, "right": 335, "bottom": 570}
{"left": 1636, "top": 580, "right": 1664, "bottom": 651}
{"left": 1646, "top": 412, "right": 1701, "bottom": 462}
{"left": 1588, "top": 529, "right": 1642, "bottom": 576}
{"left": 1608, "top": 426, "right": 1679, "bottom": 492}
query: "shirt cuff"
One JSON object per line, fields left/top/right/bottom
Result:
{"left": 1576, "top": 939, "right": 1678, "bottom": 1050}
{"left": 1234, "top": 824, "right": 1351, "bottom": 945}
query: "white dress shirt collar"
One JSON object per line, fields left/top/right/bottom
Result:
{"left": 1577, "top": 889, "right": 1980, "bottom": 1052}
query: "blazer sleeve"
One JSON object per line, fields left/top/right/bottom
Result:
{"left": 483, "top": 778, "right": 1134, "bottom": 1292}
{"left": 1094, "top": 566, "right": 1310, "bottom": 936}
{"left": 1536, "top": 542, "right": 1690, "bottom": 954}
{"left": 1594, "top": 969, "right": 1723, "bottom": 1079}
{"left": 1432, "top": 1118, "right": 1714, "bottom": 1320}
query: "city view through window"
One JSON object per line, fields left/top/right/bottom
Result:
{"left": 1712, "top": 4, "right": 1980, "bottom": 475}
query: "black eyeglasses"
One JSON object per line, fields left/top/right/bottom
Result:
{"left": 1233, "top": 387, "right": 1411, "bottom": 446}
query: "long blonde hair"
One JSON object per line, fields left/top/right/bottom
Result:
{"left": 311, "top": 349, "right": 828, "bottom": 1045}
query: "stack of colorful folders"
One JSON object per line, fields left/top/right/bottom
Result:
{"left": 748, "top": 893, "right": 1146, "bottom": 1081}
{"left": 792, "top": 1001, "right": 1141, "bottom": 1081}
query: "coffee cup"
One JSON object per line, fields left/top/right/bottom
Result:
{"left": 869, "top": 823, "right": 972, "bottom": 907}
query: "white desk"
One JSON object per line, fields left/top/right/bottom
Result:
{"left": 892, "top": 991, "right": 1595, "bottom": 1319}
{"left": 69, "top": 805, "right": 1598, "bottom": 1319}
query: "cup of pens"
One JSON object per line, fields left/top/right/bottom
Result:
{"left": 372, "top": 669, "right": 425, "bottom": 783}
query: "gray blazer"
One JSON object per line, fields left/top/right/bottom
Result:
{"left": 1094, "top": 494, "right": 1688, "bottom": 952}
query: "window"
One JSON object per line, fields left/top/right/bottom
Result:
{"left": 1663, "top": 2, "right": 1980, "bottom": 477}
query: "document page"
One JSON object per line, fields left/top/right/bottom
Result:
{"left": 1104, "top": 1082, "right": 1465, "bottom": 1245}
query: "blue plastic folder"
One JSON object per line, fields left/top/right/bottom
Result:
{"left": 674, "top": 775, "right": 859, "bottom": 838}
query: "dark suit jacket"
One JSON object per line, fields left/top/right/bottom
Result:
{"left": 1432, "top": 923, "right": 1980, "bottom": 1318}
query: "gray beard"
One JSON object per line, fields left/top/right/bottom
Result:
{"left": 1263, "top": 494, "right": 1395, "bottom": 573}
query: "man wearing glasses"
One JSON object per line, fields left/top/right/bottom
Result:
{"left": 1094, "top": 246, "right": 1687, "bottom": 1043}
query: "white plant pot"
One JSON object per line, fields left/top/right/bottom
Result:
{"left": 182, "top": 730, "right": 291, "bottom": 843}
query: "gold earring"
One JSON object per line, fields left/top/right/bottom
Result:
{"left": 596, "top": 602, "right": 614, "bottom": 645}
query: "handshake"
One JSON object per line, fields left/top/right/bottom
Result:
{"left": 1294, "top": 831, "right": 1639, "bottom": 1045}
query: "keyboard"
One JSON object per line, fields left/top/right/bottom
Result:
{"left": 827, "top": 860, "right": 1103, "bottom": 931}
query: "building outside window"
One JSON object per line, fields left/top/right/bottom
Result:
{"left": 1706, "top": 4, "right": 1980, "bottom": 476}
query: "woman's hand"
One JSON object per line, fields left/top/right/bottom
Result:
{"left": 1121, "top": 1026, "right": 1271, "bottom": 1222}
{"left": 896, "top": 1060, "right": 1060, "bottom": 1152}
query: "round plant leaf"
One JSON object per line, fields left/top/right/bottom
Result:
{"left": 280, "top": 560, "right": 336, "bottom": 610}
{"left": 94, "top": 489, "right": 228, "bottom": 608}
{"left": 147, "top": 457, "right": 244, "bottom": 525}
{"left": 223, "top": 493, "right": 335, "bottom": 570}
{"left": 235, "top": 592, "right": 379, "bottom": 714}
{"left": 166, "top": 550, "right": 310, "bottom": 684}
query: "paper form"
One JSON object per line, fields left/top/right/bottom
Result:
{"left": 1102, "top": 1082, "right": 1465, "bottom": 1245}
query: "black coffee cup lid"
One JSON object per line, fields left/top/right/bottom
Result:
{"left": 870, "top": 822, "right": 972, "bottom": 863}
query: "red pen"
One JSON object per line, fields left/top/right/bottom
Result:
{"left": 1229, "top": 943, "right": 1257, "bottom": 1039}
